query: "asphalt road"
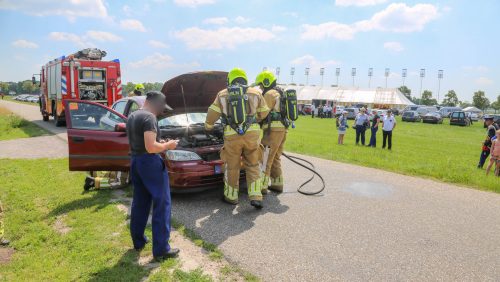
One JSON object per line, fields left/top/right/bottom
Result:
{"left": 3, "top": 99, "right": 500, "bottom": 281}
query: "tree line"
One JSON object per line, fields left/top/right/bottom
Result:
{"left": 0, "top": 80, "right": 40, "bottom": 94}
{"left": 398, "top": 86, "right": 500, "bottom": 113}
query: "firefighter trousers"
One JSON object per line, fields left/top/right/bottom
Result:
{"left": 91, "top": 171, "right": 129, "bottom": 189}
{"left": 261, "top": 130, "right": 287, "bottom": 192}
{"left": 220, "top": 131, "right": 263, "bottom": 203}
{"left": 130, "top": 154, "right": 171, "bottom": 257}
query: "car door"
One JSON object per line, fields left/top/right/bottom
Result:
{"left": 64, "top": 99, "right": 130, "bottom": 171}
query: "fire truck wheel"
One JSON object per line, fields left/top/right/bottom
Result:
{"left": 53, "top": 105, "right": 64, "bottom": 127}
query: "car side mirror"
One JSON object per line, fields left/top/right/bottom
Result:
{"left": 115, "top": 123, "right": 127, "bottom": 132}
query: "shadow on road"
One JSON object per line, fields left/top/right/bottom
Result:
{"left": 171, "top": 188, "right": 289, "bottom": 246}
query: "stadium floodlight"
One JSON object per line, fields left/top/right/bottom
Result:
{"left": 402, "top": 68, "right": 407, "bottom": 86}
{"left": 368, "top": 68, "right": 373, "bottom": 88}
{"left": 290, "top": 67, "right": 295, "bottom": 83}
{"left": 385, "top": 68, "right": 390, "bottom": 88}
{"left": 419, "top": 68, "right": 426, "bottom": 99}
{"left": 335, "top": 68, "right": 340, "bottom": 86}
{"left": 320, "top": 68, "right": 325, "bottom": 86}
{"left": 351, "top": 68, "right": 356, "bottom": 86}
{"left": 437, "top": 70, "right": 444, "bottom": 103}
{"left": 305, "top": 67, "right": 310, "bottom": 85}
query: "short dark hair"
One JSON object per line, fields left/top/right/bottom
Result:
{"left": 146, "top": 91, "right": 165, "bottom": 103}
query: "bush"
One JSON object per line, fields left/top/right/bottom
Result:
{"left": 7, "top": 114, "right": 28, "bottom": 128}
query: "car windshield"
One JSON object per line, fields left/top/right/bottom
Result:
{"left": 403, "top": 112, "right": 413, "bottom": 117}
{"left": 158, "top": 113, "right": 217, "bottom": 127}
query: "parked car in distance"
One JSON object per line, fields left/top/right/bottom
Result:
{"left": 416, "top": 106, "right": 438, "bottom": 117}
{"left": 465, "top": 112, "right": 480, "bottom": 121}
{"left": 450, "top": 111, "right": 470, "bottom": 126}
{"left": 390, "top": 108, "right": 400, "bottom": 116}
{"left": 64, "top": 71, "right": 238, "bottom": 192}
{"left": 26, "top": 96, "right": 40, "bottom": 103}
{"left": 401, "top": 105, "right": 420, "bottom": 115}
{"left": 439, "top": 106, "right": 462, "bottom": 118}
{"left": 302, "top": 104, "right": 313, "bottom": 115}
{"left": 334, "top": 105, "right": 345, "bottom": 117}
{"left": 422, "top": 112, "right": 443, "bottom": 124}
{"left": 402, "top": 111, "right": 421, "bottom": 122}
{"left": 345, "top": 107, "right": 359, "bottom": 119}
{"left": 14, "top": 94, "right": 30, "bottom": 101}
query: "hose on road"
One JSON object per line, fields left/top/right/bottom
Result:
{"left": 282, "top": 153, "right": 325, "bottom": 196}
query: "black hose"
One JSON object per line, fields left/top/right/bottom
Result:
{"left": 282, "top": 153, "right": 325, "bottom": 195}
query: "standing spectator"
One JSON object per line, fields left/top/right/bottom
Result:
{"left": 382, "top": 109, "right": 397, "bottom": 150}
{"left": 319, "top": 105, "right": 324, "bottom": 119}
{"left": 478, "top": 116, "right": 498, "bottom": 168}
{"left": 311, "top": 104, "right": 316, "bottom": 118}
{"left": 467, "top": 112, "right": 473, "bottom": 125}
{"left": 368, "top": 109, "right": 380, "bottom": 147}
{"left": 354, "top": 108, "right": 369, "bottom": 145}
{"left": 337, "top": 111, "right": 349, "bottom": 145}
{"left": 485, "top": 130, "right": 500, "bottom": 176}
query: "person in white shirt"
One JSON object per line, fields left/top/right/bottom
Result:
{"left": 311, "top": 104, "right": 316, "bottom": 119}
{"left": 382, "top": 109, "right": 397, "bottom": 150}
{"left": 354, "top": 108, "right": 369, "bottom": 145}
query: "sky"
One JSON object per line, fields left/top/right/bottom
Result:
{"left": 0, "top": 0, "right": 499, "bottom": 102}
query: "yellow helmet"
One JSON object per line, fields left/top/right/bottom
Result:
{"left": 134, "top": 83, "right": 145, "bottom": 91}
{"left": 255, "top": 70, "right": 277, "bottom": 88}
{"left": 227, "top": 68, "right": 248, "bottom": 85}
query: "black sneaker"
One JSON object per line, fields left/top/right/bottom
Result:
{"left": 250, "top": 200, "right": 263, "bottom": 209}
{"left": 84, "top": 176, "right": 95, "bottom": 191}
{"left": 154, "top": 248, "right": 180, "bottom": 261}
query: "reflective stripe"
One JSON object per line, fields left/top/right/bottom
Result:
{"left": 271, "top": 175, "right": 283, "bottom": 186}
{"left": 261, "top": 175, "right": 270, "bottom": 188}
{"left": 209, "top": 104, "right": 221, "bottom": 113}
{"left": 247, "top": 179, "right": 262, "bottom": 197}
{"left": 257, "top": 106, "right": 270, "bottom": 113}
{"left": 224, "top": 182, "right": 238, "bottom": 201}
{"left": 223, "top": 124, "right": 260, "bottom": 136}
{"left": 262, "top": 121, "right": 285, "bottom": 129}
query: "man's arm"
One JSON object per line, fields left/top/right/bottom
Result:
{"left": 205, "top": 94, "right": 223, "bottom": 131}
{"left": 144, "top": 131, "right": 177, "bottom": 153}
{"left": 392, "top": 117, "right": 396, "bottom": 130}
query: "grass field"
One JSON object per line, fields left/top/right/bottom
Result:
{"left": 0, "top": 107, "right": 48, "bottom": 141}
{"left": 0, "top": 158, "right": 222, "bottom": 281}
{"left": 286, "top": 116, "right": 499, "bottom": 193}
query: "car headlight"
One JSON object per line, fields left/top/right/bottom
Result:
{"left": 166, "top": 150, "right": 202, "bottom": 161}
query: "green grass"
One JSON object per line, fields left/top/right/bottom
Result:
{"left": 0, "top": 107, "right": 49, "bottom": 141}
{"left": 3, "top": 95, "right": 38, "bottom": 106}
{"left": 286, "top": 116, "right": 499, "bottom": 193}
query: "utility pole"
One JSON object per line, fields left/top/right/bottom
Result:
{"left": 305, "top": 67, "right": 310, "bottom": 85}
{"left": 402, "top": 68, "right": 407, "bottom": 86}
{"left": 290, "top": 67, "right": 295, "bottom": 83}
{"left": 419, "top": 68, "right": 426, "bottom": 100}
{"left": 437, "top": 70, "right": 443, "bottom": 103}
{"left": 351, "top": 67, "right": 356, "bottom": 87}
{"left": 335, "top": 68, "right": 340, "bottom": 87}
{"left": 385, "top": 68, "right": 390, "bottom": 88}
{"left": 320, "top": 67, "right": 325, "bottom": 87}
{"left": 368, "top": 68, "right": 373, "bottom": 88}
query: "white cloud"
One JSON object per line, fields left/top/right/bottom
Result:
{"left": 301, "top": 22, "right": 357, "bottom": 40}
{"left": 129, "top": 53, "right": 199, "bottom": 70}
{"left": 0, "top": 0, "right": 107, "bottom": 21}
{"left": 335, "top": 0, "right": 387, "bottom": 7}
{"left": 148, "top": 40, "right": 169, "bottom": 49}
{"left": 86, "top": 31, "right": 123, "bottom": 42}
{"left": 462, "top": 66, "right": 489, "bottom": 73}
{"left": 48, "top": 31, "right": 122, "bottom": 47}
{"left": 301, "top": 3, "right": 439, "bottom": 41}
{"left": 120, "top": 19, "right": 147, "bottom": 32}
{"left": 475, "top": 77, "right": 493, "bottom": 86}
{"left": 271, "top": 25, "right": 287, "bottom": 32}
{"left": 173, "top": 0, "right": 215, "bottom": 8}
{"left": 383, "top": 41, "right": 404, "bottom": 52}
{"left": 12, "top": 39, "right": 38, "bottom": 49}
{"left": 290, "top": 54, "right": 340, "bottom": 72}
{"left": 203, "top": 17, "right": 229, "bottom": 25}
{"left": 174, "top": 27, "right": 275, "bottom": 50}
{"left": 234, "top": 16, "right": 250, "bottom": 24}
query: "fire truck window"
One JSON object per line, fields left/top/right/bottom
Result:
{"left": 69, "top": 102, "right": 124, "bottom": 131}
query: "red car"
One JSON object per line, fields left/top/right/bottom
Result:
{"left": 64, "top": 71, "right": 235, "bottom": 192}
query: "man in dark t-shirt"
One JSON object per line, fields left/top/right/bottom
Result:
{"left": 368, "top": 110, "right": 380, "bottom": 147}
{"left": 126, "top": 91, "right": 180, "bottom": 261}
{"left": 478, "top": 116, "right": 498, "bottom": 168}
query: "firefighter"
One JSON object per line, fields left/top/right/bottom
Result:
{"left": 205, "top": 68, "right": 270, "bottom": 209}
{"left": 84, "top": 171, "right": 129, "bottom": 191}
{"left": 0, "top": 200, "right": 9, "bottom": 246}
{"left": 129, "top": 83, "right": 145, "bottom": 97}
{"left": 255, "top": 71, "right": 287, "bottom": 193}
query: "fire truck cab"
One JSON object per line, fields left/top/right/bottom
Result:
{"left": 36, "top": 48, "right": 123, "bottom": 126}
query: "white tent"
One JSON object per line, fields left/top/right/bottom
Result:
{"left": 283, "top": 85, "right": 414, "bottom": 109}
{"left": 462, "top": 106, "right": 482, "bottom": 113}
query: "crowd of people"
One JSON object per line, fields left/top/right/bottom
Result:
{"left": 336, "top": 107, "right": 396, "bottom": 150}
{"left": 310, "top": 104, "right": 334, "bottom": 118}
{"left": 479, "top": 116, "right": 500, "bottom": 176}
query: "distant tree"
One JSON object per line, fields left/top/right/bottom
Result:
{"left": 21, "top": 80, "right": 39, "bottom": 94}
{"left": 420, "top": 90, "right": 437, "bottom": 105}
{"left": 491, "top": 95, "right": 500, "bottom": 113}
{"left": 398, "top": 86, "right": 411, "bottom": 100}
{"left": 441, "top": 90, "right": 459, "bottom": 106}
{"left": 459, "top": 100, "right": 472, "bottom": 108}
{"left": 0, "top": 82, "right": 9, "bottom": 94}
{"left": 472, "top": 90, "right": 490, "bottom": 111}
{"left": 123, "top": 82, "right": 135, "bottom": 96}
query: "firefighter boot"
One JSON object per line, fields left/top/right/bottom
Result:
{"left": 84, "top": 176, "right": 95, "bottom": 191}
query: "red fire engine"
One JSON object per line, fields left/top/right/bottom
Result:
{"left": 36, "top": 48, "right": 123, "bottom": 126}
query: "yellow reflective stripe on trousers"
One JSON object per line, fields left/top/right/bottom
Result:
{"left": 257, "top": 106, "right": 270, "bottom": 113}
{"left": 262, "top": 121, "right": 285, "bottom": 129}
{"left": 271, "top": 175, "right": 283, "bottom": 186}
{"left": 224, "top": 124, "right": 260, "bottom": 136}
{"left": 224, "top": 182, "right": 238, "bottom": 201}
{"left": 209, "top": 104, "right": 221, "bottom": 113}
{"left": 247, "top": 179, "right": 262, "bottom": 197}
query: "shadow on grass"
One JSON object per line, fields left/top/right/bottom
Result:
{"left": 88, "top": 249, "right": 150, "bottom": 282}
{"left": 46, "top": 189, "right": 116, "bottom": 218}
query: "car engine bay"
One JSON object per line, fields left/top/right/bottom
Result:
{"left": 160, "top": 123, "right": 224, "bottom": 149}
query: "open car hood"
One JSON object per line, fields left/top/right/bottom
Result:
{"left": 161, "top": 71, "right": 228, "bottom": 116}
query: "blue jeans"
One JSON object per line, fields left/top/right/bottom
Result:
{"left": 478, "top": 150, "right": 490, "bottom": 168}
{"left": 369, "top": 127, "right": 378, "bottom": 147}
{"left": 355, "top": 125, "right": 366, "bottom": 145}
{"left": 130, "top": 154, "right": 171, "bottom": 257}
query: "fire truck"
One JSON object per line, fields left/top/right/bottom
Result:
{"left": 35, "top": 48, "right": 123, "bottom": 126}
